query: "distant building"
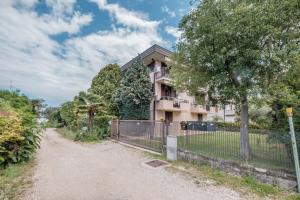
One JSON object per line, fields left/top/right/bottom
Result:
{"left": 207, "top": 104, "right": 237, "bottom": 122}
{"left": 121, "top": 44, "right": 236, "bottom": 122}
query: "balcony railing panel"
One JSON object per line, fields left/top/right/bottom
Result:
{"left": 155, "top": 71, "right": 171, "bottom": 79}
{"left": 156, "top": 96, "right": 189, "bottom": 111}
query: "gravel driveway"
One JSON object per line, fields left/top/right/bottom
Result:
{"left": 22, "top": 128, "right": 243, "bottom": 200}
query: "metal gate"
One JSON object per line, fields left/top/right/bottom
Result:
{"left": 111, "top": 120, "right": 169, "bottom": 153}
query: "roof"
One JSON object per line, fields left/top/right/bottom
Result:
{"left": 121, "top": 44, "right": 173, "bottom": 71}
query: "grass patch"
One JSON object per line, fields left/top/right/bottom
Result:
{"left": 195, "top": 164, "right": 283, "bottom": 197}
{"left": 141, "top": 150, "right": 299, "bottom": 200}
{"left": 56, "top": 128, "right": 77, "bottom": 140}
{"left": 0, "top": 160, "right": 35, "bottom": 200}
{"left": 56, "top": 128, "right": 102, "bottom": 143}
{"left": 177, "top": 131, "right": 293, "bottom": 171}
{"left": 176, "top": 161, "right": 299, "bottom": 199}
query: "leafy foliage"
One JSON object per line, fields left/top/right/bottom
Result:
{"left": 46, "top": 92, "right": 111, "bottom": 141}
{"left": 59, "top": 101, "right": 77, "bottom": 129}
{"left": 172, "top": 0, "right": 299, "bottom": 103}
{"left": 89, "top": 64, "right": 121, "bottom": 116}
{"left": 74, "top": 91, "right": 107, "bottom": 130}
{"left": 114, "top": 57, "right": 152, "bottom": 120}
{"left": 171, "top": 0, "right": 300, "bottom": 159}
{"left": 265, "top": 55, "right": 300, "bottom": 162}
{"left": 0, "top": 90, "right": 42, "bottom": 167}
{"left": 45, "top": 63, "right": 123, "bottom": 141}
{"left": 44, "top": 107, "right": 62, "bottom": 127}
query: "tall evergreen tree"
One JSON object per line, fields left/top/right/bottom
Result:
{"left": 114, "top": 57, "right": 152, "bottom": 120}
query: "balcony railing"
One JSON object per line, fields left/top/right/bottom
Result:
{"left": 191, "top": 103, "right": 209, "bottom": 113}
{"left": 156, "top": 96, "right": 189, "bottom": 111}
{"left": 160, "top": 96, "right": 189, "bottom": 103}
{"left": 155, "top": 71, "right": 171, "bottom": 79}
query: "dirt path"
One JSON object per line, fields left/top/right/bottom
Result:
{"left": 22, "top": 128, "right": 244, "bottom": 200}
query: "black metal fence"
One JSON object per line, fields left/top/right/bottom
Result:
{"left": 111, "top": 120, "right": 298, "bottom": 172}
{"left": 177, "top": 122, "right": 297, "bottom": 172}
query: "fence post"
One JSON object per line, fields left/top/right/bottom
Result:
{"left": 167, "top": 135, "right": 177, "bottom": 161}
{"left": 150, "top": 121, "right": 154, "bottom": 140}
{"left": 161, "top": 118, "right": 166, "bottom": 146}
{"left": 166, "top": 123, "right": 169, "bottom": 136}
{"left": 117, "top": 119, "right": 120, "bottom": 139}
{"left": 287, "top": 108, "right": 300, "bottom": 193}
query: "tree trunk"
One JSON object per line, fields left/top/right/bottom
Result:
{"left": 240, "top": 96, "right": 250, "bottom": 160}
{"left": 87, "top": 111, "right": 94, "bottom": 131}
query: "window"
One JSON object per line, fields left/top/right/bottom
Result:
{"left": 147, "top": 60, "right": 155, "bottom": 72}
{"left": 161, "top": 84, "right": 176, "bottom": 97}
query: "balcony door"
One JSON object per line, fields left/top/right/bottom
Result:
{"left": 161, "top": 62, "right": 169, "bottom": 77}
{"left": 161, "top": 84, "right": 176, "bottom": 98}
{"left": 165, "top": 111, "right": 173, "bottom": 123}
{"left": 197, "top": 114, "right": 203, "bottom": 122}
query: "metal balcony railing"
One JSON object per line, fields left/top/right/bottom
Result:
{"left": 155, "top": 71, "right": 171, "bottom": 79}
{"left": 160, "top": 96, "right": 189, "bottom": 104}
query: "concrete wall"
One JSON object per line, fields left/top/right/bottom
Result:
{"left": 177, "top": 149, "right": 297, "bottom": 190}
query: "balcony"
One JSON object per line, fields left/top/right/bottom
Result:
{"left": 156, "top": 96, "right": 189, "bottom": 112}
{"left": 155, "top": 71, "right": 172, "bottom": 85}
{"left": 190, "top": 103, "right": 209, "bottom": 114}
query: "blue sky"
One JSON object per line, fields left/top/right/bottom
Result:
{"left": 0, "top": 0, "right": 191, "bottom": 106}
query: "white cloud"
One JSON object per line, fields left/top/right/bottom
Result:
{"left": 91, "top": 0, "right": 160, "bottom": 30}
{"left": 178, "top": 8, "right": 187, "bottom": 16}
{"left": 161, "top": 5, "right": 176, "bottom": 18}
{"left": 165, "top": 26, "right": 182, "bottom": 39}
{"left": 45, "top": 0, "right": 76, "bottom": 16}
{"left": 0, "top": 0, "right": 164, "bottom": 105}
{"left": 14, "top": 0, "right": 38, "bottom": 8}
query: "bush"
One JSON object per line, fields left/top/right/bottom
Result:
{"left": 216, "top": 121, "right": 263, "bottom": 129}
{"left": 0, "top": 101, "right": 24, "bottom": 165}
{"left": 93, "top": 115, "right": 111, "bottom": 138}
{"left": 0, "top": 91, "right": 42, "bottom": 168}
{"left": 74, "top": 116, "right": 111, "bottom": 141}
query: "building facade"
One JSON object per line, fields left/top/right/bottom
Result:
{"left": 121, "top": 44, "right": 236, "bottom": 122}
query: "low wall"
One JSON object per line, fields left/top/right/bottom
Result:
{"left": 177, "top": 149, "right": 297, "bottom": 190}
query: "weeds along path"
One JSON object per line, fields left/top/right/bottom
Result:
{"left": 22, "top": 128, "right": 243, "bottom": 200}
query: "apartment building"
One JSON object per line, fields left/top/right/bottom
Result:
{"left": 207, "top": 104, "right": 236, "bottom": 122}
{"left": 121, "top": 44, "right": 235, "bottom": 122}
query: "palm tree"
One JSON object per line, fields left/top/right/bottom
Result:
{"left": 75, "top": 92, "right": 106, "bottom": 131}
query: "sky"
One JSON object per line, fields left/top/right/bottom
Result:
{"left": 0, "top": 0, "right": 191, "bottom": 106}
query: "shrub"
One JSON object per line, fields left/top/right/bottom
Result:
{"left": 216, "top": 121, "right": 263, "bottom": 130}
{"left": 0, "top": 91, "right": 42, "bottom": 168}
{"left": 93, "top": 115, "right": 111, "bottom": 138}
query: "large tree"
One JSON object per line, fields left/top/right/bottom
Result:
{"left": 114, "top": 57, "right": 152, "bottom": 120}
{"left": 89, "top": 64, "right": 121, "bottom": 116}
{"left": 171, "top": 0, "right": 300, "bottom": 159}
